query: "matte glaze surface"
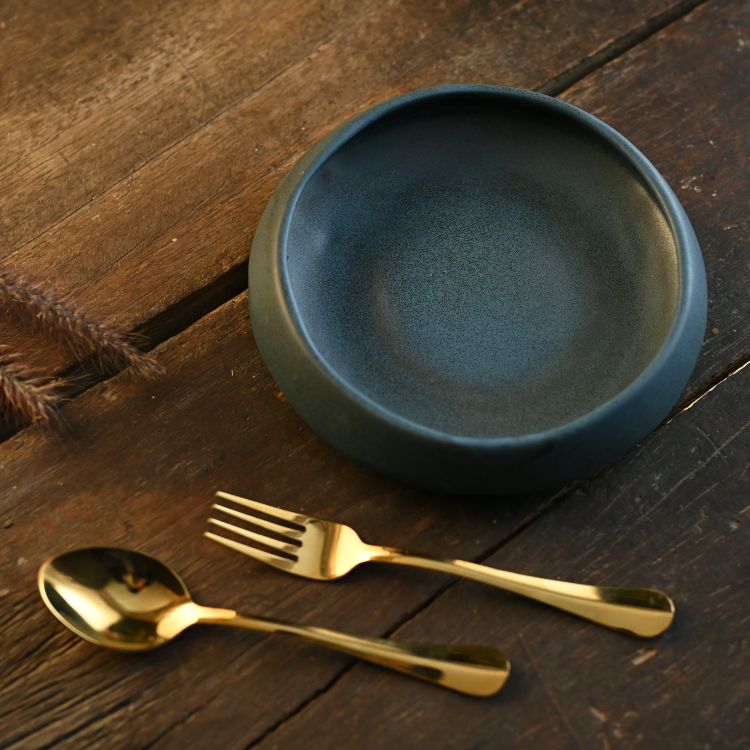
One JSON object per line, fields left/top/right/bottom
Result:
{"left": 249, "top": 86, "right": 707, "bottom": 494}
{"left": 286, "top": 102, "right": 678, "bottom": 437}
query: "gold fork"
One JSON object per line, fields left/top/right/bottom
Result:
{"left": 206, "top": 491, "right": 675, "bottom": 638}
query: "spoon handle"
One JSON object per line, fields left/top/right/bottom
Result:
{"left": 197, "top": 607, "right": 509, "bottom": 697}
{"left": 371, "top": 550, "right": 675, "bottom": 638}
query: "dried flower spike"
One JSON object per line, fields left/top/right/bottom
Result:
{"left": 0, "top": 349, "right": 64, "bottom": 429}
{"left": 0, "top": 268, "right": 163, "bottom": 378}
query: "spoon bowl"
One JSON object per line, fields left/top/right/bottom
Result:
{"left": 38, "top": 547, "right": 194, "bottom": 651}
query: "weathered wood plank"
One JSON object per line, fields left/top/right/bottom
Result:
{"left": 0, "top": 0, "right": 696, "bottom": 376}
{"left": 0, "top": 0, "right": 377, "bottom": 247}
{"left": 0, "top": 295, "right": 556, "bottom": 749}
{"left": 252, "top": 311, "right": 750, "bottom": 750}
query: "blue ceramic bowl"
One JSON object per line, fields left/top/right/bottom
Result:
{"left": 249, "top": 85, "right": 706, "bottom": 494}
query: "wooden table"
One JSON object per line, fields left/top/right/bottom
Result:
{"left": 1, "top": 1, "right": 748, "bottom": 747}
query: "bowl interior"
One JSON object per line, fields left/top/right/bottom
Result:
{"left": 284, "top": 93, "right": 679, "bottom": 438}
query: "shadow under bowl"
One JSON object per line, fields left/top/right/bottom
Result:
{"left": 249, "top": 85, "right": 706, "bottom": 495}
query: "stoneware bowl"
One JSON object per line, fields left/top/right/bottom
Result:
{"left": 249, "top": 85, "right": 707, "bottom": 495}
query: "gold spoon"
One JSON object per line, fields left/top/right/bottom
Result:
{"left": 38, "top": 547, "right": 510, "bottom": 697}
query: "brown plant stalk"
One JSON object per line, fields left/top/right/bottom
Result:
{"left": 0, "top": 350, "right": 64, "bottom": 428}
{"left": 0, "top": 269, "right": 163, "bottom": 378}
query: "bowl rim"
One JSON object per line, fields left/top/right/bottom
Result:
{"left": 269, "top": 83, "right": 704, "bottom": 447}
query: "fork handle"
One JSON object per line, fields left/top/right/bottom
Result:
{"left": 197, "top": 607, "right": 509, "bottom": 696}
{"left": 371, "top": 549, "right": 675, "bottom": 638}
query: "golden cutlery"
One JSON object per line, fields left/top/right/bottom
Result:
{"left": 38, "top": 547, "right": 510, "bottom": 697}
{"left": 207, "top": 492, "right": 675, "bottom": 638}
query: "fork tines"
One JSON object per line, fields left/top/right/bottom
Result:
{"left": 205, "top": 491, "right": 304, "bottom": 568}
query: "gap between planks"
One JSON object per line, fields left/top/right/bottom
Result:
{"left": 538, "top": 0, "right": 707, "bottom": 95}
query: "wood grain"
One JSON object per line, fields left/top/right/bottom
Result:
{"left": 0, "top": 0, "right": 697, "bottom": 377}
{"left": 0, "top": 0, "right": 379, "bottom": 248}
